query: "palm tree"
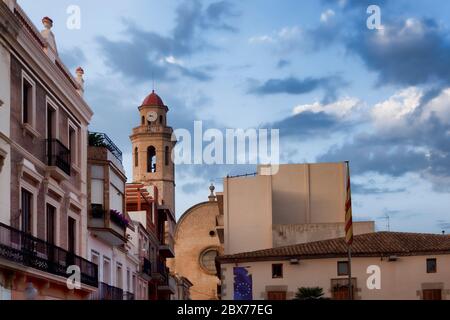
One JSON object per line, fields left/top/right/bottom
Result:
{"left": 293, "top": 287, "right": 326, "bottom": 300}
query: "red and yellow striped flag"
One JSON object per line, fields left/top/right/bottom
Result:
{"left": 345, "top": 162, "right": 353, "bottom": 245}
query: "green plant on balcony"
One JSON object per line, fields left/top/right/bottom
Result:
{"left": 88, "top": 132, "right": 107, "bottom": 148}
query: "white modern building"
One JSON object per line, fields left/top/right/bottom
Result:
{"left": 87, "top": 132, "right": 139, "bottom": 299}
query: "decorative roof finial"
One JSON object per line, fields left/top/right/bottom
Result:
{"left": 208, "top": 183, "right": 216, "bottom": 201}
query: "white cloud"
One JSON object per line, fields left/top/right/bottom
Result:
{"left": 248, "top": 35, "right": 274, "bottom": 44}
{"left": 162, "top": 55, "right": 184, "bottom": 66}
{"left": 248, "top": 26, "right": 301, "bottom": 45}
{"left": 371, "top": 87, "right": 422, "bottom": 130}
{"left": 293, "top": 97, "right": 361, "bottom": 118}
{"left": 320, "top": 9, "right": 335, "bottom": 23}
{"left": 371, "top": 87, "right": 450, "bottom": 136}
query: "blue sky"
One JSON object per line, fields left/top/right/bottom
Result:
{"left": 19, "top": 0, "right": 450, "bottom": 233}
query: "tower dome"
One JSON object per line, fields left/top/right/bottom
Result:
{"left": 142, "top": 90, "right": 164, "bottom": 107}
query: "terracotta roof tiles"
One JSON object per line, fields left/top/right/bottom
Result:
{"left": 217, "top": 232, "right": 450, "bottom": 263}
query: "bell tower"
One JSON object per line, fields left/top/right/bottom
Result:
{"left": 130, "top": 90, "right": 175, "bottom": 214}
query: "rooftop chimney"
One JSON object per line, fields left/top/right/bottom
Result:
{"left": 40, "top": 16, "right": 58, "bottom": 61}
{"left": 75, "top": 67, "right": 84, "bottom": 96}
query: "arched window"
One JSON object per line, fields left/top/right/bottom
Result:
{"left": 141, "top": 116, "right": 145, "bottom": 125}
{"left": 165, "top": 146, "right": 169, "bottom": 166}
{"left": 134, "top": 147, "right": 138, "bottom": 167}
{"left": 159, "top": 115, "right": 163, "bottom": 125}
{"left": 147, "top": 146, "right": 156, "bottom": 173}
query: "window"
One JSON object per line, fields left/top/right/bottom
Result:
{"left": 164, "top": 146, "right": 169, "bottom": 166}
{"left": 147, "top": 146, "right": 156, "bottom": 172}
{"left": 200, "top": 248, "right": 219, "bottom": 274}
{"left": 127, "top": 269, "right": 131, "bottom": 293}
{"left": 68, "top": 217, "right": 76, "bottom": 254}
{"left": 22, "top": 75, "right": 34, "bottom": 126}
{"left": 21, "top": 189, "right": 33, "bottom": 234}
{"left": 91, "top": 251, "right": 99, "bottom": 265}
{"left": 134, "top": 147, "right": 138, "bottom": 167}
{"left": 159, "top": 115, "right": 163, "bottom": 125}
{"left": 46, "top": 104, "right": 56, "bottom": 140}
{"left": 116, "top": 263, "right": 123, "bottom": 289}
{"left": 422, "top": 289, "right": 442, "bottom": 300}
{"left": 267, "top": 291, "right": 286, "bottom": 300}
{"left": 338, "top": 261, "right": 349, "bottom": 276}
{"left": 427, "top": 258, "right": 437, "bottom": 273}
{"left": 103, "top": 257, "right": 111, "bottom": 284}
{"left": 141, "top": 116, "right": 145, "bottom": 125}
{"left": 272, "top": 264, "right": 283, "bottom": 278}
{"left": 68, "top": 124, "right": 77, "bottom": 165}
{"left": 132, "top": 274, "right": 136, "bottom": 294}
{"left": 46, "top": 204, "right": 56, "bottom": 245}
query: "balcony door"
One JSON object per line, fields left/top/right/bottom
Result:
{"left": 46, "top": 204, "right": 56, "bottom": 245}
{"left": 267, "top": 291, "right": 286, "bottom": 300}
{"left": 422, "top": 289, "right": 442, "bottom": 300}
{"left": 68, "top": 217, "right": 76, "bottom": 254}
{"left": 47, "top": 105, "right": 56, "bottom": 141}
{"left": 21, "top": 189, "right": 32, "bottom": 234}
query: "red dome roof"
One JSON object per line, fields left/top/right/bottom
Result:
{"left": 142, "top": 90, "right": 164, "bottom": 107}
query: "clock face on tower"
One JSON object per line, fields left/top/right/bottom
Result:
{"left": 147, "top": 111, "right": 158, "bottom": 123}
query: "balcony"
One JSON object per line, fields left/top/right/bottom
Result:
{"left": 90, "top": 282, "right": 123, "bottom": 300}
{"left": 141, "top": 257, "right": 152, "bottom": 281}
{"left": 88, "top": 132, "right": 123, "bottom": 163}
{"left": 158, "top": 273, "right": 176, "bottom": 295}
{"left": 0, "top": 222, "right": 97, "bottom": 287}
{"left": 46, "top": 139, "right": 71, "bottom": 178}
{"left": 159, "top": 221, "right": 175, "bottom": 258}
{"left": 152, "top": 260, "right": 168, "bottom": 282}
{"left": 123, "top": 292, "right": 135, "bottom": 300}
{"left": 88, "top": 205, "right": 128, "bottom": 246}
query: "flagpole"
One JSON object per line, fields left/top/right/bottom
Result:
{"left": 345, "top": 160, "right": 353, "bottom": 300}
{"left": 347, "top": 243, "right": 353, "bottom": 300}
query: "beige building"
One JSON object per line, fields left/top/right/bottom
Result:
{"left": 0, "top": 0, "right": 97, "bottom": 299}
{"left": 217, "top": 232, "right": 450, "bottom": 300}
{"left": 217, "top": 163, "right": 374, "bottom": 255}
{"left": 169, "top": 185, "right": 222, "bottom": 300}
{"left": 127, "top": 90, "right": 177, "bottom": 299}
{"left": 87, "top": 132, "right": 140, "bottom": 300}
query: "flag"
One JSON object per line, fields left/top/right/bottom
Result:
{"left": 345, "top": 161, "right": 353, "bottom": 245}
{"left": 233, "top": 267, "right": 252, "bottom": 300}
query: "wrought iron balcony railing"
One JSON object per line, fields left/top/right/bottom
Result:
{"left": 88, "top": 132, "right": 123, "bottom": 163}
{"left": 90, "top": 282, "right": 123, "bottom": 300}
{"left": 46, "top": 139, "right": 71, "bottom": 175}
{"left": 0, "top": 222, "right": 98, "bottom": 287}
{"left": 123, "top": 291, "right": 135, "bottom": 300}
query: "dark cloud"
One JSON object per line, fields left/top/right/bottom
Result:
{"left": 437, "top": 220, "right": 450, "bottom": 231}
{"left": 60, "top": 47, "right": 86, "bottom": 71}
{"left": 346, "top": 18, "right": 450, "bottom": 88}
{"left": 268, "top": 111, "right": 345, "bottom": 138}
{"left": 352, "top": 182, "right": 406, "bottom": 195}
{"left": 318, "top": 107, "right": 450, "bottom": 191}
{"left": 318, "top": 135, "right": 429, "bottom": 177}
{"left": 96, "top": 0, "right": 237, "bottom": 83}
{"left": 248, "top": 75, "right": 348, "bottom": 103}
{"left": 277, "top": 59, "right": 290, "bottom": 69}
